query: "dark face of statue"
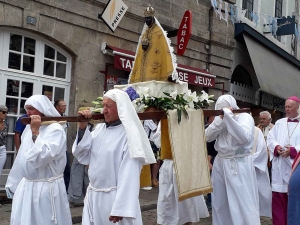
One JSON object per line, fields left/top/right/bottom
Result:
{"left": 142, "top": 44, "right": 149, "bottom": 51}
{"left": 145, "top": 16, "right": 154, "bottom": 27}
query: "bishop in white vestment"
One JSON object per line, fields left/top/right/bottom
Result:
{"left": 5, "top": 95, "right": 72, "bottom": 225}
{"left": 73, "top": 89, "right": 156, "bottom": 225}
{"left": 267, "top": 96, "right": 300, "bottom": 225}
{"left": 205, "top": 95, "right": 260, "bottom": 225}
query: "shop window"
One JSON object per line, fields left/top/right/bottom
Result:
{"left": 0, "top": 29, "right": 72, "bottom": 190}
{"left": 44, "top": 45, "right": 67, "bottom": 79}
{"left": 5, "top": 79, "right": 34, "bottom": 114}
{"left": 242, "top": 0, "right": 254, "bottom": 21}
{"left": 42, "top": 85, "right": 65, "bottom": 102}
{"left": 8, "top": 34, "right": 35, "bottom": 72}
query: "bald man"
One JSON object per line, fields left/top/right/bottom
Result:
{"left": 267, "top": 96, "right": 300, "bottom": 225}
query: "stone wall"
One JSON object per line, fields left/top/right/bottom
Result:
{"left": 0, "top": 0, "right": 236, "bottom": 145}
{"left": 0, "top": 0, "right": 235, "bottom": 104}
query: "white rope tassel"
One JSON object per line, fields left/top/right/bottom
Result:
{"left": 230, "top": 158, "right": 238, "bottom": 175}
{"left": 24, "top": 174, "right": 63, "bottom": 224}
{"left": 85, "top": 184, "right": 117, "bottom": 223}
{"left": 50, "top": 184, "right": 57, "bottom": 224}
{"left": 84, "top": 187, "right": 94, "bottom": 223}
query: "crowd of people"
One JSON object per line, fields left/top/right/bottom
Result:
{"left": 204, "top": 95, "right": 300, "bottom": 225}
{"left": 0, "top": 92, "right": 298, "bottom": 225}
{"left": 0, "top": 90, "right": 299, "bottom": 224}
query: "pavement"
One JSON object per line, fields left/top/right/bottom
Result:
{"left": 0, "top": 187, "right": 159, "bottom": 225}
{"left": 0, "top": 188, "right": 273, "bottom": 225}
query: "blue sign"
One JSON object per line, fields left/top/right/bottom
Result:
{"left": 276, "top": 16, "right": 296, "bottom": 36}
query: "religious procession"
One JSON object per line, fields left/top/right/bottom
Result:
{"left": 0, "top": 0, "right": 300, "bottom": 225}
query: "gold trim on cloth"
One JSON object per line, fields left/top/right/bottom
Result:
{"left": 160, "top": 119, "right": 173, "bottom": 160}
{"left": 140, "top": 165, "right": 152, "bottom": 188}
{"left": 167, "top": 109, "right": 213, "bottom": 201}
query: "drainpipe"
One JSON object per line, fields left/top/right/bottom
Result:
{"left": 206, "top": 7, "right": 213, "bottom": 71}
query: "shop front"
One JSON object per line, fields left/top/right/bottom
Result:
{"left": 101, "top": 43, "right": 216, "bottom": 91}
{"left": 230, "top": 23, "right": 300, "bottom": 123}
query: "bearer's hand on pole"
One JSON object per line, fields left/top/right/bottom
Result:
{"left": 30, "top": 115, "right": 41, "bottom": 135}
{"left": 219, "top": 107, "right": 233, "bottom": 119}
{"left": 109, "top": 216, "right": 123, "bottom": 223}
{"left": 78, "top": 109, "right": 92, "bottom": 130}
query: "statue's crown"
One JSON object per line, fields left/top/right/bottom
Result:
{"left": 141, "top": 38, "right": 149, "bottom": 45}
{"left": 144, "top": 5, "right": 155, "bottom": 17}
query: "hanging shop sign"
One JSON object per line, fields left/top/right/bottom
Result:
{"left": 98, "top": 0, "right": 128, "bottom": 32}
{"left": 276, "top": 16, "right": 296, "bottom": 36}
{"left": 177, "top": 10, "right": 192, "bottom": 56}
{"left": 177, "top": 66, "right": 215, "bottom": 88}
{"left": 114, "top": 55, "right": 133, "bottom": 72}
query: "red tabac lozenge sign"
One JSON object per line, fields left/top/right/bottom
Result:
{"left": 177, "top": 10, "right": 192, "bottom": 56}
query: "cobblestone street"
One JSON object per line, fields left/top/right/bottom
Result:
{"left": 142, "top": 209, "right": 272, "bottom": 225}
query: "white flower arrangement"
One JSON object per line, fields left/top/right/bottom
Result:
{"left": 92, "top": 86, "right": 214, "bottom": 123}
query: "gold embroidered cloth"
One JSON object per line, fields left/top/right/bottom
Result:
{"left": 129, "top": 24, "right": 174, "bottom": 83}
{"left": 167, "top": 109, "right": 213, "bottom": 201}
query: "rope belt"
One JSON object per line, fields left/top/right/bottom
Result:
{"left": 218, "top": 152, "right": 250, "bottom": 175}
{"left": 85, "top": 183, "right": 117, "bottom": 223}
{"left": 25, "top": 174, "right": 63, "bottom": 224}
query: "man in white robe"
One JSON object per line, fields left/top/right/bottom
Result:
{"left": 5, "top": 95, "right": 72, "bottom": 225}
{"left": 156, "top": 121, "right": 209, "bottom": 225}
{"left": 251, "top": 126, "right": 272, "bottom": 218}
{"left": 73, "top": 89, "right": 156, "bottom": 225}
{"left": 267, "top": 96, "right": 300, "bottom": 225}
{"left": 257, "top": 111, "right": 274, "bottom": 179}
{"left": 205, "top": 95, "right": 260, "bottom": 225}
{"left": 157, "top": 160, "right": 209, "bottom": 225}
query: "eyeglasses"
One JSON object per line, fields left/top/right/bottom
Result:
{"left": 1, "top": 111, "right": 7, "bottom": 114}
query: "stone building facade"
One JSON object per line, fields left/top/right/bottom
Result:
{"left": 0, "top": 0, "right": 237, "bottom": 189}
{"left": 2, "top": 0, "right": 299, "bottom": 189}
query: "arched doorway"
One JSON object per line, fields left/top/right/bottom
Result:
{"left": 231, "top": 65, "right": 253, "bottom": 87}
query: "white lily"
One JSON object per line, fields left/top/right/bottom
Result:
{"left": 183, "top": 90, "right": 198, "bottom": 109}
{"left": 170, "top": 90, "right": 178, "bottom": 100}
{"left": 199, "top": 90, "right": 209, "bottom": 102}
{"left": 137, "top": 86, "right": 150, "bottom": 98}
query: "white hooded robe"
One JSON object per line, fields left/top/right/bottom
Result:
{"left": 6, "top": 95, "right": 72, "bottom": 225}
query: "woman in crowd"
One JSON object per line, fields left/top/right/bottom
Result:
{"left": 0, "top": 105, "right": 8, "bottom": 207}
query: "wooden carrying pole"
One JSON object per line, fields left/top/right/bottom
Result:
{"left": 21, "top": 108, "right": 251, "bottom": 125}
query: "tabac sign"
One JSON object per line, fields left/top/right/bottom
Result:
{"left": 98, "top": 0, "right": 128, "bottom": 32}
{"left": 177, "top": 10, "right": 192, "bottom": 56}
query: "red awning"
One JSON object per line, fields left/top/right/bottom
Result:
{"left": 104, "top": 44, "right": 215, "bottom": 87}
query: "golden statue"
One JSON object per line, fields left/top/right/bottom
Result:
{"left": 129, "top": 6, "right": 176, "bottom": 83}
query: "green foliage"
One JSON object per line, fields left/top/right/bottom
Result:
{"left": 136, "top": 92, "right": 212, "bottom": 124}
{"left": 91, "top": 90, "right": 213, "bottom": 124}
